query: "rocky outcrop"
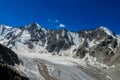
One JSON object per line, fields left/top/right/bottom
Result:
{"left": 88, "top": 39, "right": 117, "bottom": 63}
{"left": 0, "top": 63, "right": 29, "bottom": 80}
{"left": 0, "top": 44, "right": 20, "bottom": 65}
{"left": 0, "top": 44, "right": 29, "bottom": 80}
{"left": 46, "top": 30, "right": 72, "bottom": 53}
{"left": 72, "top": 27, "right": 120, "bottom": 65}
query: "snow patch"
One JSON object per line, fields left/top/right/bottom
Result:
{"left": 117, "top": 35, "right": 120, "bottom": 45}
{"left": 106, "top": 75, "right": 113, "bottom": 80}
{"left": 87, "top": 39, "right": 100, "bottom": 48}
{"left": 68, "top": 31, "right": 81, "bottom": 46}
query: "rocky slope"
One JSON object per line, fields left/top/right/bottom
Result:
{"left": 0, "top": 23, "right": 120, "bottom": 80}
{"left": 0, "top": 44, "right": 29, "bottom": 80}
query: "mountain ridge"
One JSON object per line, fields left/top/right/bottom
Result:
{"left": 1, "top": 23, "right": 119, "bottom": 34}
{"left": 0, "top": 23, "right": 120, "bottom": 80}
{"left": 0, "top": 23, "right": 120, "bottom": 66}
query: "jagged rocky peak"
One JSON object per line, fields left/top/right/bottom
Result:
{"left": 25, "top": 22, "right": 42, "bottom": 30}
{"left": 97, "top": 26, "right": 116, "bottom": 37}
{"left": 74, "top": 27, "right": 120, "bottom": 64}
{"left": 23, "top": 22, "right": 47, "bottom": 36}
{"left": 0, "top": 24, "right": 12, "bottom": 35}
{"left": 77, "top": 26, "right": 116, "bottom": 41}
{"left": 0, "top": 24, "right": 12, "bottom": 28}
{"left": 0, "top": 24, "right": 5, "bottom": 29}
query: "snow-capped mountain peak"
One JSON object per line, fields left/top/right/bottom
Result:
{"left": 99, "top": 26, "right": 115, "bottom": 37}
{"left": 0, "top": 24, "right": 120, "bottom": 80}
{"left": 0, "top": 24, "right": 12, "bottom": 29}
{"left": 0, "top": 23, "right": 119, "bottom": 65}
{"left": 27, "top": 23, "right": 42, "bottom": 29}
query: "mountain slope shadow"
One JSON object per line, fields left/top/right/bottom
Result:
{"left": 0, "top": 44, "right": 29, "bottom": 80}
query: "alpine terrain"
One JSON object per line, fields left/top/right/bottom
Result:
{"left": 0, "top": 23, "right": 120, "bottom": 80}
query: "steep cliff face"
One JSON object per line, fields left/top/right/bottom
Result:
{"left": 0, "top": 44, "right": 20, "bottom": 65}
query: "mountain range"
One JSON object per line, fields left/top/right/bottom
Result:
{"left": 0, "top": 23, "right": 120, "bottom": 80}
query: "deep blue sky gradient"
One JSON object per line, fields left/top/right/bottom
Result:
{"left": 0, "top": 0, "right": 120, "bottom": 34}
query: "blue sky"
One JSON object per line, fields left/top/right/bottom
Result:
{"left": 0, "top": 0, "right": 120, "bottom": 34}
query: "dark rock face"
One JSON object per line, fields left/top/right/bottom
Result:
{"left": 0, "top": 44, "right": 20, "bottom": 66}
{"left": 88, "top": 38, "right": 118, "bottom": 64}
{"left": 74, "top": 28, "right": 119, "bottom": 64}
{"left": 0, "top": 63, "right": 29, "bottom": 80}
{"left": 46, "top": 30, "right": 72, "bottom": 53}
{"left": 75, "top": 40, "right": 88, "bottom": 58}
{"left": 0, "top": 44, "right": 29, "bottom": 80}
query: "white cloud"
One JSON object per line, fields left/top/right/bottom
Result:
{"left": 59, "top": 24, "right": 66, "bottom": 28}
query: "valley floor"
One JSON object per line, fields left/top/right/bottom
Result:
{"left": 14, "top": 51, "right": 120, "bottom": 80}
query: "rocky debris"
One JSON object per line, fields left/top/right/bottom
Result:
{"left": 35, "top": 60, "right": 56, "bottom": 80}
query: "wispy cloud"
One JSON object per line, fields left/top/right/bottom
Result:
{"left": 48, "top": 19, "right": 59, "bottom": 23}
{"left": 48, "top": 19, "right": 66, "bottom": 29}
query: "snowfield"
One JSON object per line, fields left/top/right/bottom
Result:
{"left": 14, "top": 51, "right": 112, "bottom": 80}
